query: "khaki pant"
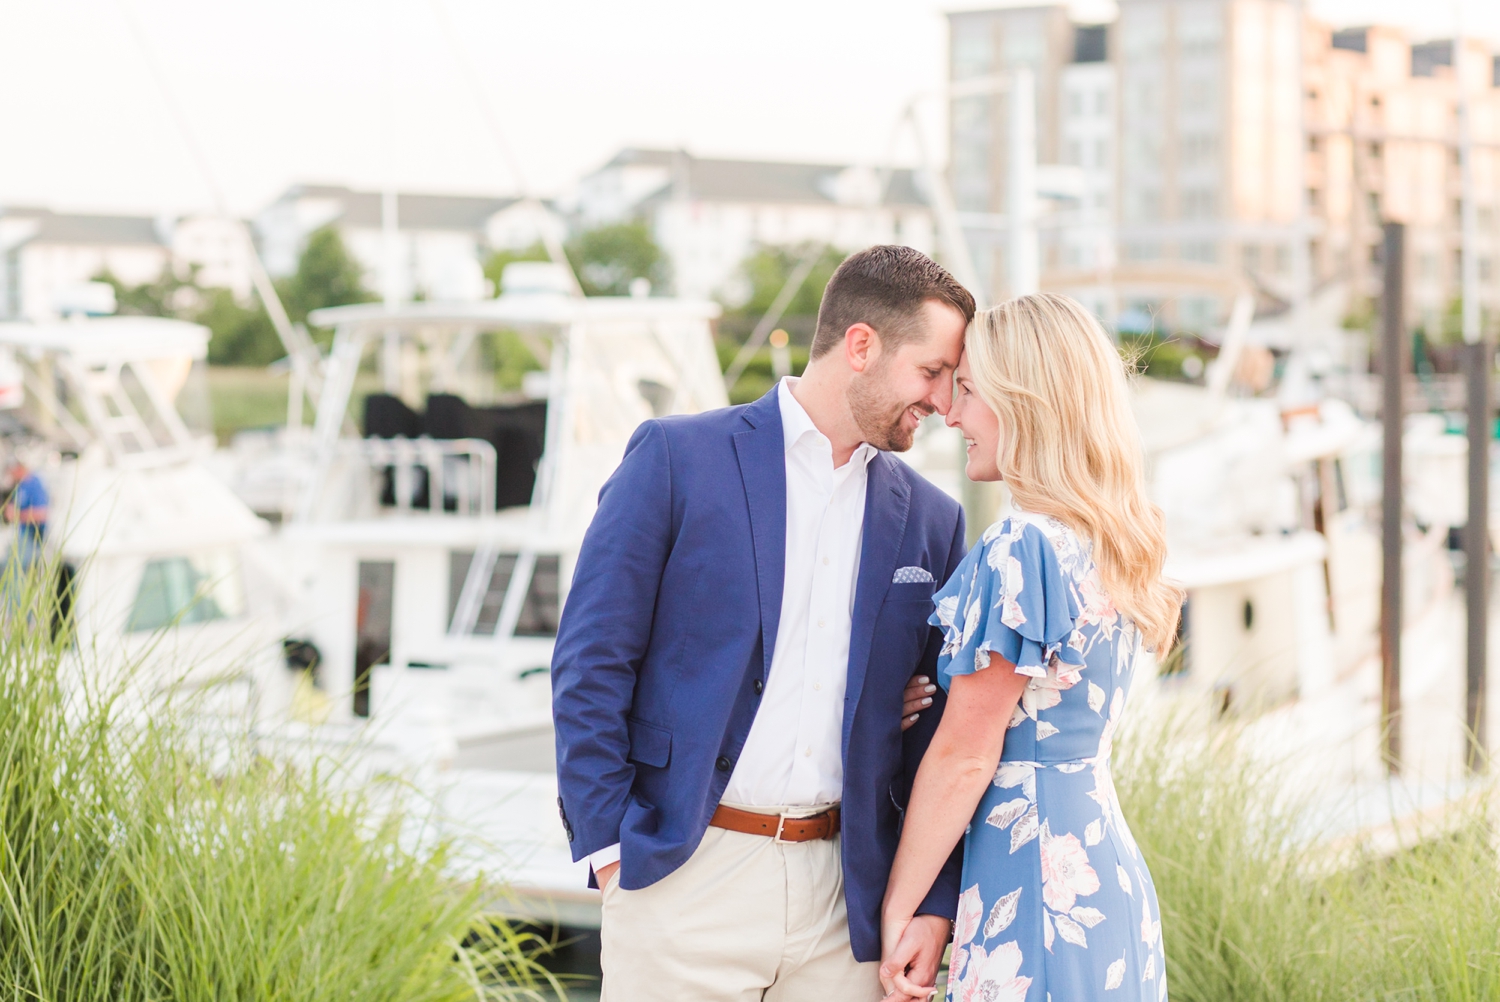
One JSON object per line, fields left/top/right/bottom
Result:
{"left": 599, "top": 807, "right": 882, "bottom": 1002}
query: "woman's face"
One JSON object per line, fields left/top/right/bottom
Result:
{"left": 946, "top": 351, "right": 1003, "bottom": 482}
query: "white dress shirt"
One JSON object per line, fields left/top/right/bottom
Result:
{"left": 589, "top": 378, "right": 874, "bottom": 873}
{"left": 722, "top": 378, "right": 874, "bottom": 806}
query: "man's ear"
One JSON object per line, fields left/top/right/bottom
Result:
{"left": 844, "top": 323, "right": 879, "bottom": 373}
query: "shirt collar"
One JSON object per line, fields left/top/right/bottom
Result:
{"left": 776, "top": 378, "right": 878, "bottom": 468}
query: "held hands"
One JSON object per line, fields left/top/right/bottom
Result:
{"left": 879, "top": 913, "right": 951, "bottom": 1001}
{"left": 901, "top": 675, "right": 938, "bottom": 732}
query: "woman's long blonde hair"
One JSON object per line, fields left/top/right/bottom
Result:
{"left": 967, "top": 293, "right": 1183, "bottom": 653}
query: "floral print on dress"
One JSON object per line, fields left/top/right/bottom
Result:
{"left": 930, "top": 511, "right": 1167, "bottom": 1001}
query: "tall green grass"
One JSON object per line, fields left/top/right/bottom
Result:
{"left": 0, "top": 562, "right": 559, "bottom": 1000}
{"left": 1115, "top": 710, "right": 1500, "bottom": 1001}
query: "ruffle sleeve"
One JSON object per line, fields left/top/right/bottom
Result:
{"left": 928, "top": 517, "right": 1084, "bottom": 688}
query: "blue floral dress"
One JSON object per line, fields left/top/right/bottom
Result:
{"left": 929, "top": 511, "right": 1166, "bottom": 1002}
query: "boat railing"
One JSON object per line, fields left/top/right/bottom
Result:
{"left": 343, "top": 436, "right": 497, "bottom": 516}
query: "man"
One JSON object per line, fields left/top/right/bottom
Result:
{"left": 3, "top": 459, "right": 47, "bottom": 568}
{"left": 552, "top": 245, "right": 974, "bottom": 1000}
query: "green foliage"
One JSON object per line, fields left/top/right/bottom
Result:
{"left": 565, "top": 222, "right": 667, "bottom": 297}
{"left": 1114, "top": 711, "right": 1500, "bottom": 1001}
{"left": 0, "top": 560, "right": 560, "bottom": 1000}
{"left": 483, "top": 243, "right": 551, "bottom": 296}
{"left": 1118, "top": 333, "right": 1206, "bottom": 381}
{"left": 715, "top": 337, "right": 808, "bottom": 405}
{"left": 94, "top": 267, "right": 193, "bottom": 318}
{"left": 197, "top": 288, "right": 281, "bottom": 366}
{"left": 485, "top": 331, "right": 546, "bottom": 392}
{"left": 280, "top": 225, "right": 377, "bottom": 325}
{"left": 99, "top": 226, "right": 375, "bottom": 367}
{"left": 1342, "top": 297, "right": 1376, "bottom": 332}
{"left": 731, "top": 243, "right": 843, "bottom": 318}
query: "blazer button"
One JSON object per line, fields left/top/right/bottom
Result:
{"left": 716, "top": 755, "right": 732, "bottom": 772}
{"left": 564, "top": 821, "right": 574, "bottom": 841}
{"left": 753, "top": 678, "right": 764, "bottom": 695}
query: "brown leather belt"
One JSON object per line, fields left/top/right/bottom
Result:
{"left": 710, "top": 804, "right": 841, "bottom": 842}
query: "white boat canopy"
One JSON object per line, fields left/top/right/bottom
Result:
{"left": 0, "top": 316, "right": 209, "bottom": 365}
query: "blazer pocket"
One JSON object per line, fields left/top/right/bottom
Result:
{"left": 626, "top": 716, "right": 672, "bottom": 768}
{"left": 887, "top": 581, "right": 936, "bottom": 602}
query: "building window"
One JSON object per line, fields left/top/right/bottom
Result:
{"left": 1094, "top": 139, "right": 1109, "bottom": 167}
{"left": 1067, "top": 140, "right": 1082, "bottom": 165}
{"left": 1125, "top": 242, "right": 1162, "bottom": 262}
{"left": 1095, "top": 91, "right": 1109, "bottom": 116}
{"left": 127, "top": 551, "right": 244, "bottom": 633}
{"left": 1182, "top": 133, "right": 1219, "bottom": 167}
{"left": 1183, "top": 242, "right": 1217, "bottom": 263}
{"left": 1243, "top": 245, "right": 1262, "bottom": 272}
{"left": 1183, "top": 188, "right": 1217, "bottom": 219}
{"left": 1069, "top": 92, "right": 1084, "bottom": 117}
{"left": 1308, "top": 135, "right": 1320, "bottom": 153}
{"left": 1308, "top": 188, "right": 1320, "bottom": 210}
{"left": 1179, "top": 296, "right": 1221, "bottom": 329}
{"left": 1481, "top": 257, "right": 1493, "bottom": 282}
{"left": 1274, "top": 247, "right": 1291, "bottom": 274}
{"left": 1367, "top": 192, "right": 1381, "bottom": 219}
{"left": 1419, "top": 252, "right": 1438, "bottom": 280}
{"left": 952, "top": 28, "right": 994, "bottom": 78}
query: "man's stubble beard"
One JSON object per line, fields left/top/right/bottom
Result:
{"left": 847, "top": 357, "right": 931, "bottom": 453}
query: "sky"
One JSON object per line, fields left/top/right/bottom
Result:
{"left": 1, "top": 0, "right": 1496, "bottom": 218}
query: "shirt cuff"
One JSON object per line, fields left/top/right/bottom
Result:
{"left": 588, "top": 843, "right": 621, "bottom": 874}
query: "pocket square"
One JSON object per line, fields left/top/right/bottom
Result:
{"left": 892, "top": 566, "right": 935, "bottom": 584}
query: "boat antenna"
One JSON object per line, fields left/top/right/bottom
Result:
{"left": 427, "top": 0, "right": 584, "bottom": 297}
{"left": 114, "top": 0, "right": 325, "bottom": 396}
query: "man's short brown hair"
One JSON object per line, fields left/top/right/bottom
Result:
{"left": 809, "top": 245, "right": 976, "bottom": 360}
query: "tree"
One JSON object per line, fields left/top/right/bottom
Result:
{"left": 734, "top": 243, "right": 844, "bottom": 319}
{"left": 96, "top": 225, "right": 375, "bottom": 366}
{"left": 281, "top": 225, "right": 377, "bottom": 324}
{"left": 565, "top": 221, "right": 668, "bottom": 296}
{"left": 197, "top": 289, "right": 281, "bottom": 367}
{"left": 483, "top": 242, "right": 551, "bottom": 296}
{"left": 93, "top": 267, "right": 194, "bottom": 318}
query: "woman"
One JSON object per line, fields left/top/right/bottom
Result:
{"left": 879, "top": 293, "right": 1182, "bottom": 1002}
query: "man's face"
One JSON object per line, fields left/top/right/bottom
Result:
{"left": 847, "top": 299, "right": 968, "bottom": 452}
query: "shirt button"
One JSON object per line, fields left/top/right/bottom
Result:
{"left": 817, "top": 618, "right": 825, "bottom": 628}
{"left": 814, "top": 682, "right": 822, "bottom": 691}
{"left": 716, "top": 756, "right": 732, "bottom": 772}
{"left": 803, "top": 746, "right": 812, "bottom": 757}
{"left": 753, "top": 678, "right": 764, "bottom": 695}
{"left": 822, "top": 556, "right": 829, "bottom": 565}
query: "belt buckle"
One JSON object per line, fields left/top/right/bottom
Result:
{"left": 773, "top": 813, "right": 793, "bottom": 844}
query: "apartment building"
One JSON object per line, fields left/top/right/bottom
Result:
{"left": 948, "top": 0, "right": 1500, "bottom": 338}
{"left": 253, "top": 184, "right": 561, "bottom": 303}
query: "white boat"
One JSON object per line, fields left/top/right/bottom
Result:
{"left": 215, "top": 273, "right": 727, "bottom": 922}
{"left": 0, "top": 315, "right": 287, "bottom": 718}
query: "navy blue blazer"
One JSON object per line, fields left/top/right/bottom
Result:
{"left": 551, "top": 387, "right": 967, "bottom": 962}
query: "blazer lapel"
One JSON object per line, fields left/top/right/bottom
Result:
{"left": 843, "top": 453, "right": 912, "bottom": 753}
{"left": 732, "top": 391, "right": 787, "bottom": 677}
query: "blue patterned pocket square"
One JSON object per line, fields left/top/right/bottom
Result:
{"left": 892, "top": 566, "right": 935, "bottom": 584}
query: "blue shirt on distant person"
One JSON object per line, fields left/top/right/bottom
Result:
{"left": 6, "top": 466, "right": 47, "bottom": 565}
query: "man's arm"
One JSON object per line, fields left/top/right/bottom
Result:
{"left": 551, "top": 421, "right": 675, "bottom": 868}
{"left": 901, "top": 506, "right": 967, "bottom": 920}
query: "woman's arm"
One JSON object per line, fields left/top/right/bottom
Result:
{"left": 879, "top": 653, "right": 1028, "bottom": 995}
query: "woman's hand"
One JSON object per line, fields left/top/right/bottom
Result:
{"left": 880, "top": 912, "right": 946, "bottom": 1000}
{"left": 901, "top": 675, "right": 938, "bottom": 731}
